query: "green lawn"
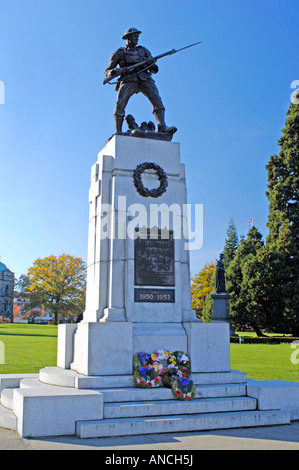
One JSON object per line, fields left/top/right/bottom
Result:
{"left": 230, "top": 343, "right": 299, "bottom": 382}
{"left": 0, "top": 323, "right": 58, "bottom": 374}
{"left": 0, "top": 323, "right": 299, "bottom": 382}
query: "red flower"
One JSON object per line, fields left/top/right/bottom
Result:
{"left": 185, "top": 394, "right": 190, "bottom": 400}
{"left": 147, "top": 382, "right": 152, "bottom": 387}
{"left": 175, "top": 390, "right": 182, "bottom": 397}
{"left": 154, "top": 378, "right": 160, "bottom": 384}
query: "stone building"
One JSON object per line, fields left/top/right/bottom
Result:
{"left": 0, "top": 261, "right": 15, "bottom": 322}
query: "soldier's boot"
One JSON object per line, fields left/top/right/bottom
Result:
{"left": 114, "top": 114, "right": 124, "bottom": 134}
{"left": 153, "top": 109, "right": 177, "bottom": 135}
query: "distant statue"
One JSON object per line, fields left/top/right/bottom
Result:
{"left": 215, "top": 253, "right": 226, "bottom": 293}
{"left": 104, "top": 27, "right": 176, "bottom": 135}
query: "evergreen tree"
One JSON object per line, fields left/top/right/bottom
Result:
{"left": 201, "top": 288, "right": 213, "bottom": 323}
{"left": 265, "top": 99, "right": 299, "bottom": 334}
{"left": 223, "top": 217, "right": 239, "bottom": 269}
{"left": 226, "top": 226, "right": 265, "bottom": 335}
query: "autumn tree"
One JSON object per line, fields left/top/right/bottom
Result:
{"left": 18, "top": 254, "right": 86, "bottom": 325}
{"left": 191, "top": 261, "right": 216, "bottom": 320}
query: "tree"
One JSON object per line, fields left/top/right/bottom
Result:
{"left": 18, "top": 254, "right": 86, "bottom": 325}
{"left": 240, "top": 245, "right": 286, "bottom": 334}
{"left": 223, "top": 217, "right": 239, "bottom": 269}
{"left": 226, "top": 226, "right": 265, "bottom": 335}
{"left": 191, "top": 261, "right": 216, "bottom": 320}
{"left": 265, "top": 98, "right": 299, "bottom": 334}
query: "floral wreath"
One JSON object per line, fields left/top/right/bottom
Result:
{"left": 133, "top": 349, "right": 196, "bottom": 400}
{"left": 133, "top": 162, "right": 168, "bottom": 198}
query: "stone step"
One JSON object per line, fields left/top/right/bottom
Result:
{"left": 0, "top": 403, "right": 17, "bottom": 431}
{"left": 97, "top": 383, "right": 246, "bottom": 403}
{"left": 39, "top": 367, "right": 246, "bottom": 389}
{"left": 0, "top": 373, "right": 39, "bottom": 392}
{"left": 103, "top": 396, "right": 257, "bottom": 419}
{"left": 20, "top": 377, "right": 53, "bottom": 389}
{"left": 19, "top": 376, "right": 247, "bottom": 402}
{"left": 193, "top": 370, "right": 246, "bottom": 385}
{"left": 76, "top": 409, "right": 291, "bottom": 439}
{"left": 0, "top": 388, "right": 14, "bottom": 410}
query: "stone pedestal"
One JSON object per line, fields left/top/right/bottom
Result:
{"left": 56, "top": 135, "right": 232, "bottom": 375}
{"left": 211, "top": 291, "right": 236, "bottom": 336}
{"left": 71, "top": 322, "right": 133, "bottom": 376}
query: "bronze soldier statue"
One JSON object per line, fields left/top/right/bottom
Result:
{"left": 104, "top": 27, "right": 176, "bottom": 135}
{"left": 215, "top": 253, "right": 226, "bottom": 293}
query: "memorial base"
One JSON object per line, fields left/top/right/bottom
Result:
{"left": 70, "top": 322, "right": 133, "bottom": 376}
{"left": 62, "top": 321, "right": 231, "bottom": 376}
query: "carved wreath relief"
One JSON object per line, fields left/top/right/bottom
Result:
{"left": 133, "top": 162, "right": 168, "bottom": 198}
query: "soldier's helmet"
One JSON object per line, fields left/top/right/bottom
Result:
{"left": 122, "top": 27, "right": 142, "bottom": 39}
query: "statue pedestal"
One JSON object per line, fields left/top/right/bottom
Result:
{"left": 211, "top": 291, "right": 236, "bottom": 336}
{"left": 60, "top": 135, "right": 232, "bottom": 375}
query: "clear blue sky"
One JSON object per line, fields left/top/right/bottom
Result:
{"left": 0, "top": 0, "right": 298, "bottom": 279}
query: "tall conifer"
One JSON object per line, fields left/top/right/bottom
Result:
{"left": 223, "top": 217, "right": 239, "bottom": 269}
{"left": 265, "top": 98, "right": 299, "bottom": 334}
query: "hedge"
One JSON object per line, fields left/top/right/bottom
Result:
{"left": 230, "top": 336, "right": 299, "bottom": 344}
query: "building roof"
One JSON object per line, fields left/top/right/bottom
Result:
{"left": 0, "top": 262, "right": 8, "bottom": 271}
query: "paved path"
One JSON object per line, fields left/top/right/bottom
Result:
{"left": 1, "top": 422, "right": 299, "bottom": 450}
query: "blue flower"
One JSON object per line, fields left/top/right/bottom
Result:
{"left": 179, "top": 377, "right": 190, "bottom": 388}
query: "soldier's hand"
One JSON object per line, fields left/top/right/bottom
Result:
{"left": 111, "top": 67, "right": 126, "bottom": 76}
{"left": 146, "top": 58, "right": 155, "bottom": 66}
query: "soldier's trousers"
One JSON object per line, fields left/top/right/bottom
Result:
{"left": 114, "top": 79, "right": 165, "bottom": 118}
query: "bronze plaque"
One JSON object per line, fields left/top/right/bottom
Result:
{"left": 134, "top": 288, "right": 175, "bottom": 303}
{"left": 134, "top": 229, "right": 175, "bottom": 286}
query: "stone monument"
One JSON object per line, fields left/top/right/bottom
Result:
{"left": 1, "top": 28, "right": 295, "bottom": 439}
{"left": 68, "top": 130, "right": 230, "bottom": 376}
{"left": 66, "top": 27, "right": 228, "bottom": 376}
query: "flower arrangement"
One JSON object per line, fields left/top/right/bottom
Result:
{"left": 132, "top": 349, "right": 195, "bottom": 400}
{"left": 171, "top": 377, "right": 196, "bottom": 401}
{"left": 133, "top": 352, "right": 161, "bottom": 388}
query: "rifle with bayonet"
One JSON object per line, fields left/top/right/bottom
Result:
{"left": 103, "top": 40, "right": 202, "bottom": 85}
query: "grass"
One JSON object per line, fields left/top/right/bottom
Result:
{"left": 230, "top": 343, "right": 299, "bottom": 382}
{"left": 0, "top": 324, "right": 299, "bottom": 382}
{"left": 0, "top": 323, "right": 58, "bottom": 374}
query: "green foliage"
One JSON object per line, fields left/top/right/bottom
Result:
{"left": 201, "top": 290, "right": 213, "bottom": 322}
{"left": 230, "top": 335, "right": 299, "bottom": 344}
{"left": 265, "top": 100, "right": 299, "bottom": 334}
{"left": 223, "top": 217, "right": 239, "bottom": 269}
{"left": 225, "top": 99, "right": 298, "bottom": 335}
{"left": 226, "top": 226, "right": 266, "bottom": 334}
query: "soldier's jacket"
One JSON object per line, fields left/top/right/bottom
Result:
{"left": 105, "top": 45, "right": 159, "bottom": 84}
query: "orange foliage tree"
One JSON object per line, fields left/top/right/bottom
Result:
{"left": 191, "top": 261, "right": 216, "bottom": 320}
{"left": 18, "top": 254, "right": 86, "bottom": 325}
